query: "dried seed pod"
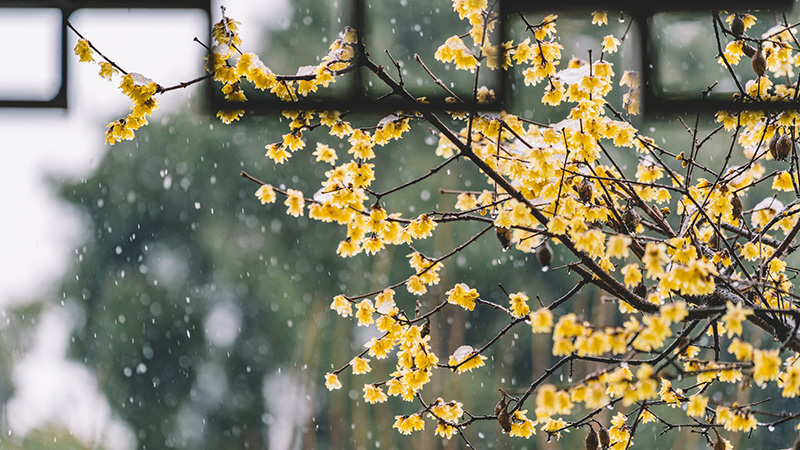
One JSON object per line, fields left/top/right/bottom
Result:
{"left": 731, "top": 14, "right": 745, "bottom": 36}
{"left": 769, "top": 131, "right": 781, "bottom": 159}
{"left": 420, "top": 318, "right": 430, "bottom": 338}
{"left": 752, "top": 48, "right": 766, "bottom": 77}
{"left": 775, "top": 133, "right": 793, "bottom": 161}
{"left": 495, "top": 397, "right": 512, "bottom": 432}
{"left": 576, "top": 178, "right": 594, "bottom": 203}
{"left": 731, "top": 193, "right": 743, "bottom": 219}
{"left": 714, "top": 438, "right": 727, "bottom": 450}
{"left": 585, "top": 428, "right": 599, "bottom": 450}
{"left": 495, "top": 227, "right": 512, "bottom": 250}
{"left": 634, "top": 282, "right": 647, "bottom": 299}
{"left": 536, "top": 241, "right": 553, "bottom": 272}
{"left": 622, "top": 207, "right": 641, "bottom": 232}
{"left": 494, "top": 396, "right": 506, "bottom": 415}
{"left": 741, "top": 42, "right": 756, "bottom": 58}
{"left": 598, "top": 425, "right": 610, "bottom": 448}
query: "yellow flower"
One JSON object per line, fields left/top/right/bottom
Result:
{"left": 284, "top": 189, "right": 305, "bottom": 217}
{"left": 643, "top": 243, "right": 668, "bottom": 279}
{"left": 686, "top": 394, "right": 708, "bottom": 417}
{"left": 282, "top": 131, "right": 305, "bottom": 151}
{"left": 779, "top": 358, "right": 800, "bottom": 398}
{"left": 446, "top": 283, "right": 480, "bottom": 311}
{"left": 448, "top": 345, "right": 487, "bottom": 373}
{"left": 355, "top": 299, "right": 375, "bottom": 326}
{"left": 366, "top": 336, "right": 395, "bottom": 359}
{"left": 753, "top": 348, "right": 781, "bottom": 385}
{"left": 607, "top": 235, "right": 631, "bottom": 259}
{"left": 393, "top": 413, "right": 425, "bottom": 435}
{"left": 509, "top": 410, "right": 537, "bottom": 437}
{"left": 721, "top": 301, "right": 752, "bottom": 338}
{"left": 407, "top": 275, "right": 427, "bottom": 295}
{"left": 430, "top": 398, "right": 464, "bottom": 423}
{"left": 772, "top": 171, "right": 794, "bottom": 191}
{"left": 265, "top": 143, "right": 290, "bottom": 164}
{"left": 374, "top": 289, "right": 395, "bottom": 310}
{"left": 621, "top": 263, "right": 642, "bottom": 288}
{"left": 548, "top": 216, "right": 569, "bottom": 235}
{"left": 98, "top": 61, "right": 117, "bottom": 80}
{"left": 435, "top": 422, "right": 457, "bottom": 439}
{"left": 640, "top": 409, "right": 657, "bottom": 423}
{"left": 770, "top": 258, "right": 787, "bottom": 275}
{"left": 602, "top": 35, "right": 621, "bottom": 53}
{"left": 509, "top": 292, "right": 530, "bottom": 318}
{"left": 313, "top": 143, "right": 338, "bottom": 164}
{"left": 435, "top": 36, "right": 478, "bottom": 71}
{"left": 363, "top": 384, "right": 388, "bottom": 404}
{"left": 330, "top": 295, "right": 352, "bottom": 317}
{"left": 325, "top": 372, "right": 342, "bottom": 390}
{"left": 728, "top": 338, "right": 753, "bottom": 361}
{"left": 254, "top": 185, "right": 276, "bottom": 204}
{"left": 216, "top": 109, "right": 244, "bottom": 124}
{"left": 529, "top": 307, "right": 553, "bottom": 333}
{"left": 591, "top": 11, "right": 608, "bottom": 26}
{"left": 408, "top": 214, "right": 437, "bottom": 238}
{"left": 351, "top": 357, "right": 372, "bottom": 375}
{"left": 740, "top": 242, "right": 760, "bottom": 261}
{"left": 660, "top": 301, "right": 688, "bottom": 324}
{"left": 74, "top": 39, "right": 94, "bottom": 63}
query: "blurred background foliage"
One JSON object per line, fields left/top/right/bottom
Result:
{"left": 1, "top": 1, "right": 799, "bottom": 449}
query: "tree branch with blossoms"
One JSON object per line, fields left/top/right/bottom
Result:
{"left": 72, "top": 3, "right": 800, "bottom": 449}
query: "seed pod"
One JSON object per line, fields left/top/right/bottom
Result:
{"left": 622, "top": 207, "right": 641, "bottom": 232}
{"left": 741, "top": 42, "right": 756, "bottom": 58}
{"left": 731, "top": 14, "right": 745, "bottom": 36}
{"left": 731, "top": 193, "right": 743, "bottom": 219}
{"left": 495, "top": 227, "right": 512, "bottom": 250}
{"left": 598, "top": 425, "right": 611, "bottom": 448}
{"left": 634, "top": 282, "right": 647, "bottom": 299}
{"left": 769, "top": 132, "right": 781, "bottom": 159}
{"left": 494, "top": 396, "right": 506, "bottom": 415}
{"left": 714, "top": 438, "right": 727, "bottom": 450}
{"left": 421, "top": 318, "right": 430, "bottom": 338}
{"left": 585, "top": 428, "right": 599, "bottom": 450}
{"left": 752, "top": 48, "right": 766, "bottom": 77}
{"left": 775, "top": 133, "right": 793, "bottom": 161}
{"left": 496, "top": 397, "right": 512, "bottom": 432}
{"left": 576, "top": 178, "right": 594, "bottom": 203}
{"left": 536, "top": 241, "right": 553, "bottom": 271}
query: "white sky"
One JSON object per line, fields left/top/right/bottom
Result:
{"left": 0, "top": 1, "right": 289, "bottom": 447}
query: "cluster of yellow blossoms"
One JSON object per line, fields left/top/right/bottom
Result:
{"left": 208, "top": 16, "right": 356, "bottom": 124}
{"left": 255, "top": 3, "right": 800, "bottom": 446}
{"left": 75, "top": 0, "right": 800, "bottom": 446}
{"left": 74, "top": 40, "right": 159, "bottom": 144}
